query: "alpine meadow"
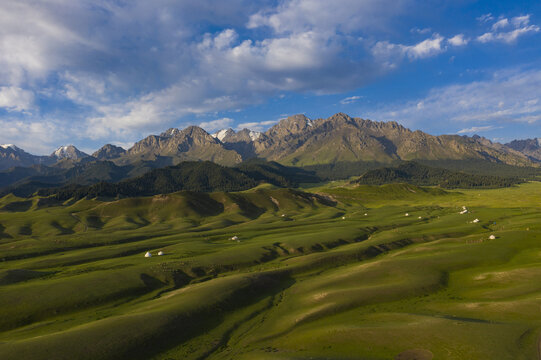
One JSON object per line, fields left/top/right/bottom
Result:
{"left": 1, "top": 1, "right": 541, "bottom": 360}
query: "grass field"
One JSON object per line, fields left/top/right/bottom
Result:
{"left": 1, "top": 182, "right": 541, "bottom": 359}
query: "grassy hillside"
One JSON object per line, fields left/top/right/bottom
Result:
{"left": 1, "top": 182, "right": 541, "bottom": 359}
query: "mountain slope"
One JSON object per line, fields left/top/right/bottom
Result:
{"left": 253, "top": 113, "right": 535, "bottom": 166}
{"left": 505, "top": 138, "right": 541, "bottom": 162}
{"left": 51, "top": 145, "right": 89, "bottom": 160}
{"left": 92, "top": 144, "right": 127, "bottom": 160}
{"left": 0, "top": 145, "right": 53, "bottom": 170}
{"left": 353, "top": 161, "right": 521, "bottom": 188}
{"left": 1, "top": 113, "right": 537, "bottom": 172}
{"left": 36, "top": 160, "right": 322, "bottom": 200}
{"left": 123, "top": 126, "right": 242, "bottom": 166}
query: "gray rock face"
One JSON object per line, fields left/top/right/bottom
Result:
{"left": 505, "top": 138, "right": 541, "bottom": 162}
{"left": 92, "top": 144, "right": 126, "bottom": 160}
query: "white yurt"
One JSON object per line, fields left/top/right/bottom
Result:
{"left": 144, "top": 251, "right": 152, "bottom": 258}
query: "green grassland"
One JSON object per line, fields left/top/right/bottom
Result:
{"left": 1, "top": 182, "right": 541, "bottom": 359}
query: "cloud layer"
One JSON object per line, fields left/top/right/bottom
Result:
{"left": 0, "top": 1, "right": 540, "bottom": 152}
{"left": 367, "top": 68, "right": 541, "bottom": 136}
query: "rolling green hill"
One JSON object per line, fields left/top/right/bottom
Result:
{"left": 1, "top": 182, "right": 541, "bottom": 359}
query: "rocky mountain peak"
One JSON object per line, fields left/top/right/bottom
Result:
{"left": 160, "top": 128, "right": 181, "bottom": 137}
{"left": 266, "top": 114, "right": 313, "bottom": 138}
{"left": 92, "top": 144, "right": 126, "bottom": 160}
{"left": 180, "top": 126, "right": 214, "bottom": 140}
{"left": 212, "top": 128, "right": 235, "bottom": 142}
{"left": 0, "top": 144, "right": 20, "bottom": 152}
{"left": 51, "top": 145, "right": 88, "bottom": 160}
{"left": 505, "top": 138, "right": 541, "bottom": 162}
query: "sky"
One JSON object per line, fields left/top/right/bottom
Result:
{"left": 0, "top": 0, "right": 540, "bottom": 155}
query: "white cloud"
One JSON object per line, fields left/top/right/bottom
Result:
{"left": 512, "top": 15, "right": 531, "bottom": 28}
{"left": 0, "top": 1, "right": 103, "bottom": 86}
{"left": 0, "top": 86, "right": 35, "bottom": 112}
{"left": 411, "top": 27, "right": 431, "bottom": 34}
{"left": 0, "top": 118, "right": 62, "bottom": 154}
{"left": 492, "top": 18, "right": 509, "bottom": 31}
{"left": 340, "top": 96, "right": 362, "bottom": 105}
{"left": 367, "top": 68, "right": 541, "bottom": 130}
{"left": 236, "top": 120, "right": 277, "bottom": 132}
{"left": 199, "top": 117, "right": 234, "bottom": 132}
{"left": 477, "top": 14, "right": 540, "bottom": 44}
{"left": 477, "top": 13, "right": 494, "bottom": 23}
{"left": 372, "top": 34, "right": 446, "bottom": 66}
{"left": 457, "top": 125, "right": 501, "bottom": 134}
{"left": 247, "top": 0, "right": 410, "bottom": 34}
{"left": 448, "top": 34, "right": 468, "bottom": 46}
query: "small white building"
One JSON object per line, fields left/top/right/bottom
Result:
{"left": 231, "top": 236, "right": 239, "bottom": 241}
{"left": 473, "top": 219, "right": 480, "bottom": 223}
{"left": 489, "top": 235, "right": 496, "bottom": 240}
{"left": 144, "top": 251, "right": 152, "bottom": 258}
{"left": 158, "top": 251, "right": 164, "bottom": 256}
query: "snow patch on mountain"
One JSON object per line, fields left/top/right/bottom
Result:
{"left": 212, "top": 128, "right": 234, "bottom": 141}
{"left": 0, "top": 144, "right": 18, "bottom": 150}
{"left": 52, "top": 145, "right": 87, "bottom": 160}
{"left": 249, "top": 131, "right": 261, "bottom": 141}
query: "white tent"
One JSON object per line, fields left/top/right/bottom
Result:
{"left": 473, "top": 219, "right": 480, "bottom": 223}
{"left": 231, "top": 236, "right": 239, "bottom": 241}
{"left": 489, "top": 235, "right": 496, "bottom": 240}
{"left": 144, "top": 251, "right": 152, "bottom": 258}
{"left": 405, "top": 213, "right": 409, "bottom": 217}
{"left": 158, "top": 251, "right": 164, "bottom": 256}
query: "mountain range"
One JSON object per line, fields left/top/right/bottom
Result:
{"left": 1, "top": 113, "right": 539, "bottom": 195}
{"left": 2, "top": 113, "right": 538, "bottom": 172}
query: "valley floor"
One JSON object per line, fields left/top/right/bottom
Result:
{"left": 1, "top": 182, "right": 541, "bottom": 359}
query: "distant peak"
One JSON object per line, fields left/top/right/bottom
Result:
{"left": 51, "top": 145, "right": 88, "bottom": 160}
{"left": 0, "top": 144, "right": 19, "bottom": 150}
{"left": 212, "top": 128, "right": 235, "bottom": 141}
{"left": 182, "top": 125, "right": 210, "bottom": 136}
{"left": 248, "top": 130, "right": 261, "bottom": 141}
{"left": 160, "top": 128, "right": 181, "bottom": 137}
{"left": 92, "top": 144, "right": 126, "bottom": 159}
{"left": 272, "top": 114, "right": 312, "bottom": 133}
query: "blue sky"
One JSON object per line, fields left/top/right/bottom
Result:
{"left": 0, "top": 0, "right": 540, "bottom": 154}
